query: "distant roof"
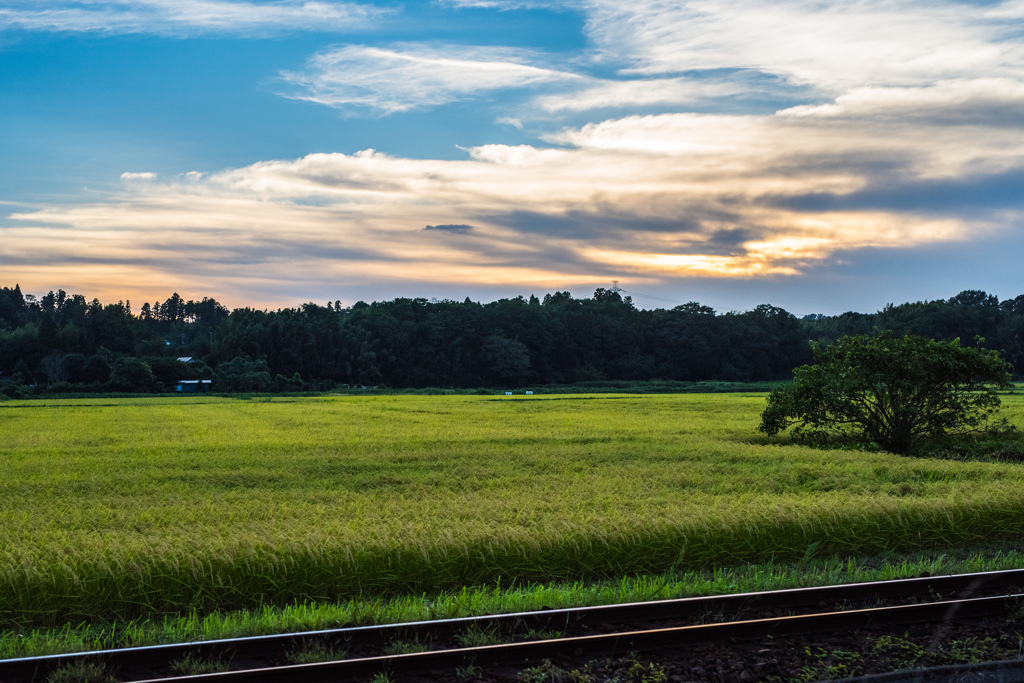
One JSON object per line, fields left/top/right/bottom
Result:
{"left": 177, "top": 357, "right": 193, "bottom": 363}
{"left": 178, "top": 379, "right": 212, "bottom": 384}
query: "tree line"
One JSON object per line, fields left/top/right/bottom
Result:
{"left": 0, "top": 284, "right": 1021, "bottom": 395}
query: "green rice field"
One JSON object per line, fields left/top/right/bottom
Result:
{"left": 2, "top": 392, "right": 1024, "bottom": 641}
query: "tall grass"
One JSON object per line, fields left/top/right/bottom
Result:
{"left": 1, "top": 393, "right": 1023, "bottom": 630}
{"left": 5, "top": 545, "right": 1024, "bottom": 659}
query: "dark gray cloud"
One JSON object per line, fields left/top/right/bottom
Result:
{"left": 424, "top": 223, "right": 474, "bottom": 233}
{"left": 706, "top": 228, "right": 753, "bottom": 251}
{"left": 759, "top": 151, "right": 910, "bottom": 183}
{"left": 768, "top": 167, "right": 1024, "bottom": 214}
{"left": 849, "top": 101, "right": 1024, "bottom": 129}
{"left": 477, "top": 207, "right": 774, "bottom": 257}
{"left": 481, "top": 209, "right": 706, "bottom": 239}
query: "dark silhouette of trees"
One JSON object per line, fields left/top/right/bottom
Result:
{"left": 1, "top": 285, "right": 1022, "bottom": 394}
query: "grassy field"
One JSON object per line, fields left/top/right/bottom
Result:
{"left": 2, "top": 392, "right": 1024, "bottom": 641}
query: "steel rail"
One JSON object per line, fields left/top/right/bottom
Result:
{"left": 132, "top": 594, "right": 1024, "bottom": 682}
{"left": 3, "top": 569, "right": 1024, "bottom": 682}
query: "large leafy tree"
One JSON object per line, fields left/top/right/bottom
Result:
{"left": 759, "top": 333, "right": 1013, "bottom": 455}
{"left": 108, "top": 357, "right": 156, "bottom": 392}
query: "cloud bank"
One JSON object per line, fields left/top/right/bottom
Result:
{"left": 10, "top": 86, "right": 1022, "bottom": 301}
{"left": 4, "top": 0, "right": 1024, "bottom": 308}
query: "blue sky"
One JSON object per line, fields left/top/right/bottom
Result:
{"left": 2, "top": 0, "right": 1023, "bottom": 315}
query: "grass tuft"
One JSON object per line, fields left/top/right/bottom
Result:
{"left": 168, "top": 653, "right": 231, "bottom": 676}
{"left": 44, "top": 660, "right": 114, "bottom": 683}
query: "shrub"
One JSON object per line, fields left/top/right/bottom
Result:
{"left": 759, "top": 333, "right": 1014, "bottom": 455}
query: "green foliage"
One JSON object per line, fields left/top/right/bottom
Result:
{"left": 0, "top": 371, "right": 32, "bottom": 399}
{"left": 44, "top": 660, "right": 114, "bottom": 683}
{"left": 8, "top": 284, "right": 1024, "bottom": 392}
{"left": 382, "top": 639, "right": 428, "bottom": 655}
{"left": 869, "top": 633, "right": 926, "bottom": 667}
{"left": 1, "top": 284, "right": 817, "bottom": 390}
{"left": 168, "top": 653, "right": 230, "bottom": 675}
{"left": 943, "top": 636, "right": 1012, "bottom": 664}
{"left": 760, "top": 332, "right": 1013, "bottom": 455}
{"left": 455, "top": 663, "right": 483, "bottom": 680}
{"left": 107, "top": 357, "right": 156, "bottom": 392}
{"left": 285, "top": 640, "right": 347, "bottom": 665}
{"left": 517, "top": 659, "right": 586, "bottom": 683}
{"left": 518, "top": 654, "right": 666, "bottom": 683}
{"left": 481, "top": 335, "right": 532, "bottom": 385}
{"left": 454, "top": 624, "right": 506, "bottom": 648}
{"left": 522, "top": 628, "right": 564, "bottom": 641}
{"left": 272, "top": 372, "right": 305, "bottom": 392}
{"left": 80, "top": 355, "right": 111, "bottom": 385}
{"left": 214, "top": 356, "right": 272, "bottom": 391}
{"left": 9, "top": 544, "right": 1024, "bottom": 660}
{"left": 797, "top": 647, "right": 865, "bottom": 681}
{"left": 865, "top": 631, "right": 1023, "bottom": 669}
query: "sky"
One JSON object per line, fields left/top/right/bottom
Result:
{"left": 1, "top": 0, "right": 1023, "bottom": 316}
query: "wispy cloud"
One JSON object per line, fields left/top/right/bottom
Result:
{"left": 776, "top": 78, "right": 1024, "bottom": 126}
{"left": 0, "top": 0, "right": 383, "bottom": 36}
{"left": 582, "top": 0, "right": 1024, "bottom": 89}
{"left": 273, "top": 0, "right": 1024, "bottom": 122}
{"left": 535, "top": 76, "right": 755, "bottom": 112}
{"left": 278, "top": 44, "right": 584, "bottom": 114}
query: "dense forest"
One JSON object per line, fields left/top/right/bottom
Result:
{"left": 1, "top": 284, "right": 1022, "bottom": 395}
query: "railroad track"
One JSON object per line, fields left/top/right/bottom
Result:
{"left": 4, "top": 569, "right": 1024, "bottom": 682}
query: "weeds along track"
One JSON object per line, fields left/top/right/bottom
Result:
{"left": 5, "top": 569, "right": 1024, "bottom": 682}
